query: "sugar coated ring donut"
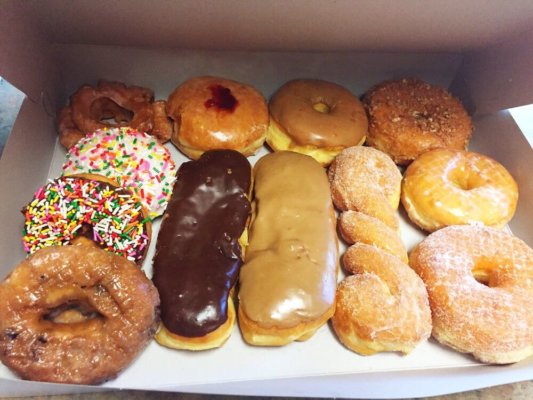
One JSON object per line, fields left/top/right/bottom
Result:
{"left": 401, "top": 149, "right": 518, "bottom": 232}
{"left": 329, "top": 146, "right": 402, "bottom": 230}
{"left": 63, "top": 127, "right": 177, "bottom": 217}
{"left": 0, "top": 244, "right": 160, "bottom": 384}
{"left": 22, "top": 175, "right": 151, "bottom": 264}
{"left": 364, "top": 78, "right": 472, "bottom": 165}
{"left": 167, "top": 76, "right": 269, "bottom": 159}
{"left": 268, "top": 79, "right": 368, "bottom": 166}
{"left": 410, "top": 225, "right": 533, "bottom": 364}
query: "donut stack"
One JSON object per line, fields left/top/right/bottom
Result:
{"left": 328, "top": 146, "right": 432, "bottom": 355}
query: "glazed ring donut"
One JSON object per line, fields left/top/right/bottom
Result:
{"left": 364, "top": 78, "right": 472, "bottom": 165}
{"left": 268, "top": 79, "right": 368, "bottom": 166}
{"left": 58, "top": 80, "right": 173, "bottom": 148}
{"left": 167, "top": 76, "right": 269, "bottom": 159}
{"left": 410, "top": 225, "right": 533, "bottom": 364}
{"left": 0, "top": 244, "right": 160, "bottom": 384}
{"left": 62, "top": 127, "right": 177, "bottom": 217}
{"left": 22, "top": 175, "right": 151, "bottom": 264}
{"left": 401, "top": 149, "right": 518, "bottom": 232}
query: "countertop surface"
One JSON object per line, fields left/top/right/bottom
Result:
{"left": 4, "top": 380, "right": 533, "bottom": 400}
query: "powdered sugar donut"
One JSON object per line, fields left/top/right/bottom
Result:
{"left": 410, "top": 225, "right": 533, "bottom": 364}
{"left": 62, "top": 127, "right": 177, "bottom": 217}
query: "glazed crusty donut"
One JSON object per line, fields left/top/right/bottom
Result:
{"left": 22, "top": 175, "right": 152, "bottom": 264}
{"left": 0, "top": 244, "right": 160, "bottom": 384}
{"left": 329, "top": 146, "right": 431, "bottom": 355}
{"left": 167, "top": 76, "right": 269, "bottom": 159}
{"left": 410, "top": 225, "right": 533, "bottom": 364}
{"left": 364, "top": 78, "right": 472, "bottom": 165}
{"left": 58, "top": 80, "right": 174, "bottom": 148}
{"left": 238, "top": 152, "right": 338, "bottom": 346}
{"left": 401, "top": 149, "right": 518, "bottom": 232}
{"left": 267, "top": 79, "right": 368, "bottom": 166}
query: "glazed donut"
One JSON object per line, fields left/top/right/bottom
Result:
{"left": 62, "top": 127, "right": 177, "bottom": 217}
{"left": 22, "top": 175, "right": 151, "bottom": 264}
{"left": 166, "top": 76, "right": 269, "bottom": 159}
{"left": 238, "top": 152, "right": 338, "bottom": 346}
{"left": 267, "top": 79, "right": 368, "bottom": 166}
{"left": 0, "top": 244, "right": 160, "bottom": 384}
{"left": 152, "top": 150, "right": 252, "bottom": 350}
{"left": 329, "top": 146, "right": 431, "bottom": 355}
{"left": 58, "top": 80, "right": 173, "bottom": 148}
{"left": 410, "top": 225, "right": 533, "bottom": 364}
{"left": 401, "top": 149, "right": 518, "bottom": 232}
{"left": 364, "top": 78, "right": 473, "bottom": 165}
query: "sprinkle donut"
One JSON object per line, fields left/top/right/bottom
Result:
{"left": 22, "top": 175, "right": 151, "bottom": 264}
{"left": 410, "top": 225, "right": 533, "bottom": 364}
{"left": 62, "top": 127, "right": 177, "bottom": 218}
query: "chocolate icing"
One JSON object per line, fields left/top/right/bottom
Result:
{"left": 152, "top": 150, "right": 251, "bottom": 337}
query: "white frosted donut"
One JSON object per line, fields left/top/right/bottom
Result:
{"left": 62, "top": 127, "right": 177, "bottom": 217}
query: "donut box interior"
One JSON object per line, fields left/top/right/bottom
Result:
{"left": 1, "top": 1, "right": 532, "bottom": 398}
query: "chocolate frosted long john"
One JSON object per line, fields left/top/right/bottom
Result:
{"left": 152, "top": 150, "right": 251, "bottom": 348}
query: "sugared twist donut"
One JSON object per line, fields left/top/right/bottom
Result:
{"left": 329, "top": 146, "right": 432, "bottom": 355}
{"left": 63, "top": 127, "right": 177, "bottom": 218}
{"left": 0, "top": 244, "right": 160, "bottom": 384}
{"left": 22, "top": 175, "right": 151, "bottom": 264}
{"left": 58, "top": 80, "right": 173, "bottom": 148}
{"left": 410, "top": 225, "right": 533, "bottom": 364}
{"left": 267, "top": 79, "right": 368, "bottom": 166}
{"left": 364, "top": 78, "right": 472, "bottom": 165}
{"left": 401, "top": 149, "right": 519, "bottom": 232}
{"left": 167, "top": 76, "right": 269, "bottom": 159}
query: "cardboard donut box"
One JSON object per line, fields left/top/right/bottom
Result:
{"left": 0, "top": 1, "right": 532, "bottom": 398}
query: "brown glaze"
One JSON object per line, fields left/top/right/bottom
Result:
{"left": 269, "top": 79, "right": 368, "bottom": 147}
{"left": 152, "top": 150, "right": 251, "bottom": 337}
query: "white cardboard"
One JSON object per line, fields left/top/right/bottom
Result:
{"left": 0, "top": 1, "right": 532, "bottom": 398}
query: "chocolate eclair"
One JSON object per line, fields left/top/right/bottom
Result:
{"left": 152, "top": 150, "right": 251, "bottom": 350}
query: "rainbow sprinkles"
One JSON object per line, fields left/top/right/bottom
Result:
{"left": 62, "top": 127, "right": 177, "bottom": 217}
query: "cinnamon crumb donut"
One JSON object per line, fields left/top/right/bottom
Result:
{"left": 410, "top": 225, "right": 533, "bottom": 364}
{"left": 0, "top": 244, "right": 160, "bottom": 384}
{"left": 364, "top": 78, "right": 472, "bottom": 165}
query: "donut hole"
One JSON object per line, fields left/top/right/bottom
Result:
{"left": 44, "top": 301, "right": 103, "bottom": 324}
{"left": 90, "top": 97, "right": 133, "bottom": 125}
{"left": 449, "top": 167, "right": 484, "bottom": 191}
{"left": 313, "top": 101, "right": 331, "bottom": 114}
{"left": 472, "top": 258, "right": 500, "bottom": 287}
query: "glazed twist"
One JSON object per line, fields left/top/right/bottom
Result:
{"left": 328, "top": 146, "right": 431, "bottom": 355}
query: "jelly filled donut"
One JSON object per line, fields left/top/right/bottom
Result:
{"left": 167, "top": 76, "right": 269, "bottom": 159}
{"left": 152, "top": 150, "right": 252, "bottom": 350}
{"left": 22, "top": 175, "right": 151, "bottom": 264}
{"left": 401, "top": 149, "right": 518, "bottom": 232}
{"left": 0, "top": 244, "right": 160, "bottom": 384}
{"left": 364, "top": 78, "right": 472, "bottom": 165}
{"left": 410, "top": 225, "right": 533, "bottom": 364}
{"left": 62, "top": 127, "right": 177, "bottom": 218}
{"left": 267, "top": 79, "right": 368, "bottom": 166}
